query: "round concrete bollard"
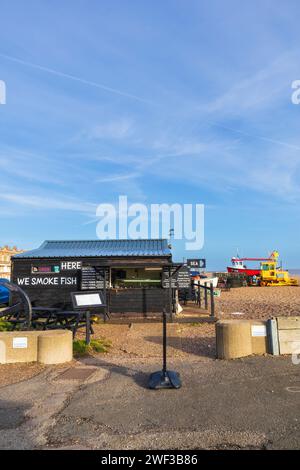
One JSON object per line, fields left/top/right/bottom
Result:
{"left": 37, "top": 330, "right": 73, "bottom": 365}
{"left": 216, "top": 320, "right": 252, "bottom": 359}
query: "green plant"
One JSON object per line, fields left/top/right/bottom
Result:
{"left": 90, "top": 338, "right": 112, "bottom": 353}
{"left": 73, "top": 338, "right": 112, "bottom": 357}
{"left": 0, "top": 320, "right": 13, "bottom": 331}
{"left": 73, "top": 339, "right": 89, "bottom": 356}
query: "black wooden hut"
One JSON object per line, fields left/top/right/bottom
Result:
{"left": 11, "top": 239, "right": 173, "bottom": 317}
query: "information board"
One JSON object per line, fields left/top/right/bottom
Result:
{"left": 71, "top": 291, "right": 106, "bottom": 309}
{"left": 162, "top": 266, "right": 191, "bottom": 289}
{"left": 80, "top": 267, "right": 109, "bottom": 290}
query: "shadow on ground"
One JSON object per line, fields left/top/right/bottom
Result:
{"left": 77, "top": 356, "right": 151, "bottom": 389}
{"left": 0, "top": 398, "right": 31, "bottom": 431}
{"left": 145, "top": 336, "right": 216, "bottom": 358}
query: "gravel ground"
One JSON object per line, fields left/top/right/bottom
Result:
{"left": 0, "top": 363, "right": 45, "bottom": 388}
{"left": 214, "top": 284, "right": 300, "bottom": 319}
{"left": 76, "top": 322, "right": 216, "bottom": 359}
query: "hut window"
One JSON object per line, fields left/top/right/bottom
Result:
{"left": 111, "top": 267, "right": 162, "bottom": 288}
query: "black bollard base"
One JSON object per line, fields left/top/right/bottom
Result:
{"left": 149, "top": 370, "right": 182, "bottom": 390}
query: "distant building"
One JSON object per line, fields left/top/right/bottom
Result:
{"left": 0, "top": 245, "right": 24, "bottom": 279}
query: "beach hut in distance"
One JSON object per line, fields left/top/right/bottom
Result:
{"left": 11, "top": 239, "right": 173, "bottom": 317}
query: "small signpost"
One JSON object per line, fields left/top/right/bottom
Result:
{"left": 162, "top": 264, "right": 191, "bottom": 320}
{"left": 71, "top": 291, "right": 106, "bottom": 345}
{"left": 148, "top": 309, "right": 182, "bottom": 390}
{"left": 187, "top": 258, "right": 206, "bottom": 270}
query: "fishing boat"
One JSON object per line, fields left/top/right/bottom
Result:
{"left": 227, "top": 251, "right": 278, "bottom": 276}
{"left": 192, "top": 274, "right": 219, "bottom": 288}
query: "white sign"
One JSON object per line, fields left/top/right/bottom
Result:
{"left": 17, "top": 276, "right": 77, "bottom": 287}
{"left": 61, "top": 261, "right": 82, "bottom": 271}
{"left": 13, "top": 337, "right": 28, "bottom": 349}
{"left": 251, "top": 325, "right": 267, "bottom": 337}
{"left": 75, "top": 293, "right": 103, "bottom": 307}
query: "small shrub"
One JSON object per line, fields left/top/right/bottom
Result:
{"left": 0, "top": 320, "right": 13, "bottom": 331}
{"left": 91, "top": 338, "right": 111, "bottom": 353}
{"left": 73, "top": 340, "right": 89, "bottom": 356}
{"left": 73, "top": 338, "right": 112, "bottom": 357}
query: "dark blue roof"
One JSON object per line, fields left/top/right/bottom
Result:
{"left": 13, "top": 239, "right": 171, "bottom": 259}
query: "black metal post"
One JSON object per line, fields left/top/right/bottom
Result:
{"left": 210, "top": 282, "right": 215, "bottom": 318}
{"left": 204, "top": 285, "right": 208, "bottom": 310}
{"left": 169, "top": 267, "right": 173, "bottom": 321}
{"left": 104, "top": 269, "right": 108, "bottom": 321}
{"left": 107, "top": 268, "right": 110, "bottom": 319}
{"left": 86, "top": 310, "right": 91, "bottom": 345}
{"left": 148, "top": 308, "right": 181, "bottom": 390}
{"left": 162, "top": 309, "right": 167, "bottom": 376}
{"left": 198, "top": 284, "right": 201, "bottom": 308}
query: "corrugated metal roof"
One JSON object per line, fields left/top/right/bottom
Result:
{"left": 13, "top": 239, "right": 172, "bottom": 259}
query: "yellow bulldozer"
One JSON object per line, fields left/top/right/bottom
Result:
{"left": 259, "top": 251, "right": 298, "bottom": 286}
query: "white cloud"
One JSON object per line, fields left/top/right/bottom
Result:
{"left": 88, "top": 118, "right": 134, "bottom": 140}
{"left": 0, "top": 52, "right": 152, "bottom": 104}
{"left": 0, "top": 192, "right": 96, "bottom": 213}
{"left": 96, "top": 172, "right": 140, "bottom": 183}
{"left": 204, "top": 50, "right": 300, "bottom": 116}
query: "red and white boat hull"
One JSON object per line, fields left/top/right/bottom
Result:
{"left": 227, "top": 266, "right": 260, "bottom": 276}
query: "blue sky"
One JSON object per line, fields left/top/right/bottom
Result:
{"left": 0, "top": 0, "right": 300, "bottom": 269}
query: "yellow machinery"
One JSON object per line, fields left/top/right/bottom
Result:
{"left": 260, "top": 251, "right": 298, "bottom": 286}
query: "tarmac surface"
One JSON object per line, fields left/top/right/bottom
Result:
{"left": 0, "top": 354, "right": 300, "bottom": 450}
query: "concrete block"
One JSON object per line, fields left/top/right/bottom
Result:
{"left": 0, "top": 331, "right": 38, "bottom": 364}
{"left": 278, "top": 329, "right": 300, "bottom": 355}
{"left": 278, "top": 329, "right": 300, "bottom": 342}
{"left": 250, "top": 321, "right": 268, "bottom": 355}
{"left": 0, "top": 330, "right": 73, "bottom": 364}
{"left": 279, "top": 340, "right": 300, "bottom": 355}
{"left": 37, "top": 330, "right": 73, "bottom": 365}
{"left": 277, "top": 317, "right": 300, "bottom": 330}
{"left": 216, "top": 320, "right": 252, "bottom": 359}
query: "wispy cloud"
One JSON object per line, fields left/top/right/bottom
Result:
{"left": 0, "top": 52, "right": 153, "bottom": 105}
{"left": 0, "top": 192, "right": 96, "bottom": 214}
{"left": 208, "top": 121, "right": 300, "bottom": 151}
{"left": 0, "top": 151, "right": 64, "bottom": 185}
{"left": 96, "top": 172, "right": 139, "bottom": 183}
{"left": 203, "top": 50, "right": 299, "bottom": 116}
{"left": 87, "top": 118, "right": 134, "bottom": 140}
